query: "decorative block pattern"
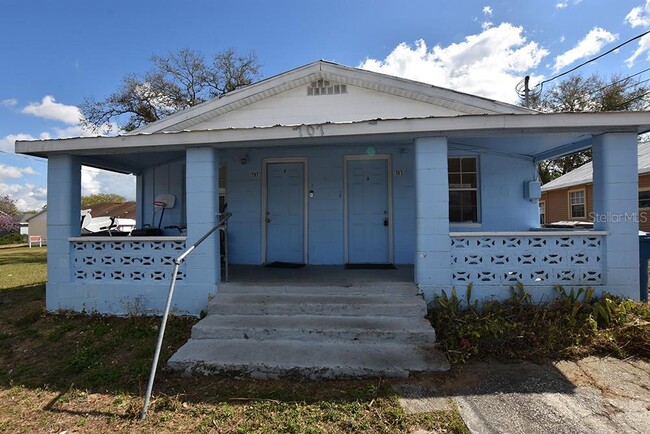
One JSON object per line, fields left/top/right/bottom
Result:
{"left": 71, "top": 240, "right": 186, "bottom": 282}
{"left": 450, "top": 234, "right": 604, "bottom": 287}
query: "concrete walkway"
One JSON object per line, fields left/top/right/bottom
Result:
{"left": 395, "top": 356, "right": 650, "bottom": 434}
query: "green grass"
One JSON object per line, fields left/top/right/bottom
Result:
{"left": 0, "top": 246, "right": 468, "bottom": 433}
{"left": 0, "top": 245, "right": 47, "bottom": 290}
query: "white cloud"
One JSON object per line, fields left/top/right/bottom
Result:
{"left": 0, "top": 182, "right": 47, "bottom": 211}
{"left": 626, "top": 0, "right": 650, "bottom": 28}
{"left": 81, "top": 167, "right": 136, "bottom": 199}
{"left": 359, "top": 23, "right": 548, "bottom": 104}
{"left": 482, "top": 21, "right": 493, "bottom": 30}
{"left": 1, "top": 98, "right": 17, "bottom": 107}
{"left": 626, "top": 33, "right": 650, "bottom": 66}
{"left": 0, "top": 163, "right": 38, "bottom": 180}
{"left": 21, "top": 95, "right": 81, "bottom": 125}
{"left": 556, "top": 1, "right": 568, "bottom": 8}
{"left": 483, "top": 6, "right": 493, "bottom": 15}
{"left": 625, "top": 1, "right": 650, "bottom": 66}
{"left": 0, "top": 133, "right": 51, "bottom": 153}
{"left": 552, "top": 27, "right": 618, "bottom": 72}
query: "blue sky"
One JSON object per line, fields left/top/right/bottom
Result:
{"left": 1, "top": 0, "right": 649, "bottom": 210}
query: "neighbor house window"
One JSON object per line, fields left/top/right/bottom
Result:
{"left": 539, "top": 200, "right": 546, "bottom": 225}
{"left": 639, "top": 189, "right": 650, "bottom": 209}
{"left": 448, "top": 157, "right": 478, "bottom": 223}
{"left": 569, "top": 189, "right": 585, "bottom": 219}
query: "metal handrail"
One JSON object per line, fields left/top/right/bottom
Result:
{"left": 140, "top": 212, "right": 232, "bottom": 420}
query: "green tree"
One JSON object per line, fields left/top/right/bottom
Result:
{"left": 81, "top": 193, "right": 127, "bottom": 209}
{"left": 0, "top": 195, "right": 18, "bottom": 217}
{"left": 80, "top": 48, "right": 261, "bottom": 132}
{"left": 526, "top": 74, "right": 650, "bottom": 183}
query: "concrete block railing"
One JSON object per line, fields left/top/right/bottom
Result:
{"left": 70, "top": 236, "right": 187, "bottom": 283}
{"left": 449, "top": 231, "right": 606, "bottom": 288}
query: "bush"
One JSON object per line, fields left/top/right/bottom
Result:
{"left": 428, "top": 284, "right": 650, "bottom": 364}
{"left": 0, "top": 233, "right": 26, "bottom": 245}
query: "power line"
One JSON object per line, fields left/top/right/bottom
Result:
{"left": 591, "top": 67, "right": 650, "bottom": 95}
{"left": 611, "top": 88, "right": 650, "bottom": 110}
{"left": 536, "top": 29, "right": 650, "bottom": 88}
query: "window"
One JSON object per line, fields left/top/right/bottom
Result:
{"left": 448, "top": 157, "right": 478, "bottom": 223}
{"left": 569, "top": 189, "right": 585, "bottom": 219}
{"left": 539, "top": 200, "right": 546, "bottom": 225}
{"left": 640, "top": 189, "right": 650, "bottom": 209}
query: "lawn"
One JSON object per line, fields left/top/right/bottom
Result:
{"left": 0, "top": 246, "right": 468, "bottom": 433}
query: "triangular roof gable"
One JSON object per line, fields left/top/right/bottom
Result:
{"left": 133, "top": 60, "right": 532, "bottom": 134}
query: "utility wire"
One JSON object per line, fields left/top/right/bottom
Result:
{"left": 536, "top": 29, "right": 650, "bottom": 88}
{"left": 593, "top": 66, "right": 650, "bottom": 93}
{"left": 611, "top": 88, "right": 650, "bottom": 110}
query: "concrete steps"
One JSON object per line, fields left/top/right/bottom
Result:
{"left": 168, "top": 339, "right": 449, "bottom": 379}
{"left": 168, "top": 283, "right": 449, "bottom": 378}
{"left": 190, "top": 314, "right": 436, "bottom": 344}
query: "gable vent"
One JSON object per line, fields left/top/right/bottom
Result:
{"left": 307, "top": 79, "right": 347, "bottom": 96}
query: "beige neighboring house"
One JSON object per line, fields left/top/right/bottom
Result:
{"left": 27, "top": 202, "right": 137, "bottom": 244}
{"left": 540, "top": 140, "right": 650, "bottom": 232}
{"left": 26, "top": 210, "right": 47, "bottom": 244}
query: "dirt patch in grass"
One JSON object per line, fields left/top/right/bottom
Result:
{"left": 0, "top": 247, "right": 467, "bottom": 433}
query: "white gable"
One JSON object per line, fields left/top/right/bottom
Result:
{"left": 134, "top": 61, "right": 531, "bottom": 134}
{"left": 191, "top": 81, "right": 462, "bottom": 130}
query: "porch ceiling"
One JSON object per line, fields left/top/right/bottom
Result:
{"left": 15, "top": 112, "right": 650, "bottom": 173}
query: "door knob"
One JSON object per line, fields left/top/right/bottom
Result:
{"left": 383, "top": 217, "right": 389, "bottom": 227}
{"left": 265, "top": 211, "right": 271, "bottom": 223}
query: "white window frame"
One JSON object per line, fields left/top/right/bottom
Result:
{"left": 448, "top": 156, "right": 480, "bottom": 223}
{"left": 568, "top": 188, "right": 586, "bottom": 220}
{"left": 539, "top": 200, "right": 546, "bottom": 225}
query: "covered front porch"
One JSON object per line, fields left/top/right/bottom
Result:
{"left": 23, "top": 117, "right": 643, "bottom": 315}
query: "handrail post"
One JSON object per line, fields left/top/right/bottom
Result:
{"left": 140, "top": 212, "right": 231, "bottom": 421}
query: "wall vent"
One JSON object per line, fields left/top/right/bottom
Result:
{"left": 307, "top": 79, "right": 347, "bottom": 96}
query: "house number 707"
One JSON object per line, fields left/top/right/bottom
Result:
{"left": 295, "top": 124, "right": 325, "bottom": 137}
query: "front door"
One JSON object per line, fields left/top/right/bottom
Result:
{"left": 346, "top": 157, "right": 391, "bottom": 264}
{"left": 265, "top": 162, "right": 305, "bottom": 264}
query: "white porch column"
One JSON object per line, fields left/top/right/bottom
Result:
{"left": 46, "top": 155, "right": 81, "bottom": 311}
{"left": 185, "top": 147, "right": 220, "bottom": 290}
{"left": 592, "top": 132, "right": 639, "bottom": 299}
{"left": 415, "top": 137, "right": 452, "bottom": 301}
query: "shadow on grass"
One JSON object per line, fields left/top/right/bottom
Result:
{"left": 0, "top": 246, "right": 47, "bottom": 266}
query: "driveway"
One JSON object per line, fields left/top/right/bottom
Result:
{"left": 396, "top": 356, "right": 650, "bottom": 433}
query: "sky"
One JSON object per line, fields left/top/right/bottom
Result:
{"left": 1, "top": 0, "right": 650, "bottom": 211}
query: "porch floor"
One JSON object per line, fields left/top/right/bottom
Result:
{"left": 225, "top": 264, "right": 414, "bottom": 286}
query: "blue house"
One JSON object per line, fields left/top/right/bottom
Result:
{"left": 16, "top": 61, "right": 650, "bottom": 316}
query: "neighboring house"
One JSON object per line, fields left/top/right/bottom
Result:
{"left": 541, "top": 141, "right": 650, "bottom": 232}
{"left": 27, "top": 202, "right": 137, "bottom": 243}
{"left": 15, "top": 60, "right": 650, "bottom": 316}
{"left": 26, "top": 210, "right": 47, "bottom": 243}
{"left": 15, "top": 212, "right": 35, "bottom": 235}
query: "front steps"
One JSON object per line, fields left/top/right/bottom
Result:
{"left": 168, "top": 283, "right": 450, "bottom": 378}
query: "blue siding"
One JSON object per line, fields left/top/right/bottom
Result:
{"left": 224, "top": 145, "right": 416, "bottom": 265}
{"left": 448, "top": 149, "right": 539, "bottom": 232}
{"left": 138, "top": 144, "right": 541, "bottom": 265}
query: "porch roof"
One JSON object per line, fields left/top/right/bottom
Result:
{"left": 15, "top": 111, "right": 650, "bottom": 174}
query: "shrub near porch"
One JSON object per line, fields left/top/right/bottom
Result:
{"left": 429, "top": 284, "right": 650, "bottom": 364}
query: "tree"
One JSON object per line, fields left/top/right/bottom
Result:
{"left": 0, "top": 195, "right": 18, "bottom": 217}
{"left": 525, "top": 74, "right": 650, "bottom": 183}
{"left": 0, "top": 213, "right": 18, "bottom": 234}
{"left": 81, "top": 193, "right": 127, "bottom": 209}
{"left": 81, "top": 48, "right": 261, "bottom": 132}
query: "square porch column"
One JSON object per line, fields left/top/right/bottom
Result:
{"left": 46, "top": 155, "right": 81, "bottom": 311}
{"left": 185, "top": 147, "right": 220, "bottom": 293}
{"left": 415, "top": 137, "right": 452, "bottom": 301}
{"left": 592, "top": 132, "right": 639, "bottom": 299}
